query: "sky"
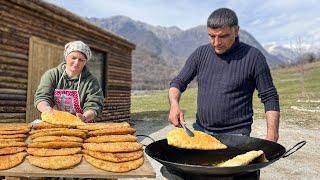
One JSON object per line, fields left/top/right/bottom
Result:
{"left": 46, "top": 0, "right": 320, "bottom": 48}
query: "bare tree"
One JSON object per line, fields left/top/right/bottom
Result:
{"left": 291, "top": 37, "right": 307, "bottom": 99}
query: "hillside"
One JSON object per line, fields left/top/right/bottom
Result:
{"left": 87, "top": 16, "right": 285, "bottom": 89}
{"left": 131, "top": 61, "right": 320, "bottom": 129}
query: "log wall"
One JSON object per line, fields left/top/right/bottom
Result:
{"left": 0, "top": 0, "right": 135, "bottom": 123}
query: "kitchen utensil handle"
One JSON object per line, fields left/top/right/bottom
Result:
{"left": 283, "top": 141, "right": 306, "bottom": 158}
{"left": 180, "top": 121, "right": 194, "bottom": 137}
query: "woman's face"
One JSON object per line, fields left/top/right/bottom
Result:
{"left": 66, "top": 51, "right": 87, "bottom": 76}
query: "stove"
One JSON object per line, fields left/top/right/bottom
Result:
{"left": 160, "top": 166, "right": 260, "bottom": 180}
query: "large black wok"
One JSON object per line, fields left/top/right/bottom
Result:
{"left": 145, "top": 134, "right": 305, "bottom": 176}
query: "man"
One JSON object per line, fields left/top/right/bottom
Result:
{"left": 168, "top": 8, "right": 280, "bottom": 142}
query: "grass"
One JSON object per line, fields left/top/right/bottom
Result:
{"left": 131, "top": 62, "right": 320, "bottom": 129}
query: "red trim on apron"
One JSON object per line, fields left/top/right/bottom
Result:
{"left": 54, "top": 70, "right": 83, "bottom": 115}
{"left": 54, "top": 89, "right": 83, "bottom": 114}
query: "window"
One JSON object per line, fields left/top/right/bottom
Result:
{"left": 86, "top": 49, "right": 106, "bottom": 95}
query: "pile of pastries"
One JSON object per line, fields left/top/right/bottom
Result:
{"left": 0, "top": 110, "right": 144, "bottom": 172}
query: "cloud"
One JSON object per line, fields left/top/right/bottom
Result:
{"left": 46, "top": 0, "right": 319, "bottom": 47}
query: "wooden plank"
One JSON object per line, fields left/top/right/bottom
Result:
{"left": 0, "top": 113, "right": 25, "bottom": 119}
{"left": 0, "top": 119, "right": 25, "bottom": 123}
{"left": 0, "top": 155, "right": 155, "bottom": 179}
{"left": 26, "top": 36, "right": 64, "bottom": 122}
{"left": 0, "top": 94, "right": 26, "bottom": 101}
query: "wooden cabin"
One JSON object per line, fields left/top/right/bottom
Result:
{"left": 0, "top": 0, "right": 136, "bottom": 122}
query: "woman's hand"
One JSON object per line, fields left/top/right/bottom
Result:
{"left": 76, "top": 113, "right": 91, "bottom": 123}
{"left": 76, "top": 110, "right": 96, "bottom": 123}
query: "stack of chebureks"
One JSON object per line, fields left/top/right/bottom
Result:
{"left": 0, "top": 123, "right": 30, "bottom": 170}
{"left": 79, "top": 122, "right": 144, "bottom": 172}
{"left": 27, "top": 122, "right": 85, "bottom": 170}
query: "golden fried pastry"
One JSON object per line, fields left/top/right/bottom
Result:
{"left": 0, "top": 152, "right": 27, "bottom": 170}
{"left": 88, "top": 127, "right": 136, "bottom": 136}
{"left": 32, "top": 122, "right": 70, "bottom": 129}
{"left": 41, "top": 110, "right": 85, "bottom": 126}
{"left": 85, "top": 135, "right": 137, "bottom": 143}
{"left": 0, "top": 147, "right": 26, "bottom": 155}
{"left": 32, "top": 136, "right": 83, "bottom": 143}
{"left": 0, "top": 123, "right": 31, "bottom": 131}
{"left": 84, "top": 154, "right": 144, "bottom": 172}
{"left": 27, "top": 154, "right": 82, "bottom": 170}
{"left": 82, "top": 149, "right": 143, "bottom": 162}
{"left": 167, "top": 128, "right": 227, "bottom": 150}
{"left": 27, "top": 147, "right": 81, "bottom": 156}
{"left": 29, "top": 128, "right": 70, "bottom": 135}
{"left": 0, "top": 141, "right": 27, "bottom": 148}
{"left": 28, "top": 141, "right": 82, "bottom": 148}
{"left": 216, "top": 150, "right": 268, "bottom": 167}
{"left": 0, "top": 134, "right": 27, "bottom": 139}
{"left": 0, "top": 129, "right": 30, "bottom": 135}
{"left": 83, "top": 142, "right": 143, "bottom": 153}
{"left": 77, "top": 122, "right": 130, "bottom": 130}
{"left": 30, "top": 129, "right": 87, "bottom": 139}
{"left": 0, "top": 138, "right": 24, "bottom": 142}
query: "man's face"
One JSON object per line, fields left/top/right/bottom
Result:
{"left": 207, "top": 26, "right": 239, "bottom": 54}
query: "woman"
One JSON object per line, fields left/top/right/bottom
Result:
{"left": 34, "top": 41, "right": 104, "bottom": 123}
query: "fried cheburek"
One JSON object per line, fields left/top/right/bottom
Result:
{"left": 83, "top": 142, "right": 143, "bottom": 153}
{"left": 167, "top": 128, "right": 227, "bottom": 150}
{"left": 0, "top": 152, "right": 27, "bottom": 170}
{"left": 41, "top": 110, "right": 85, "bottom": 126}
{"left": 85, "top": 135, "right": 137, "bottom": 143}
{"left": 27, "top": 154, "right": 82, "bottom": 170}
{"left": 32, "top": 136, "right": 83, "bottom": 143}
{"left": 216, "top": 150, "right": 268, "bottom": 167}
{"left": 29, "top": 128, "right": 69, "bottom": 135}
{"left": 0, "top": 138, "right": 24, "bottom": 142}
{"left": 29, "top": 129, "right": 87, "bottom": 139}
{"left": 0, "top": 141, "right": 26, "bottom": 148}
{"left": 88, "top": 127, "right": 136, "bottom": 136}
{"left": 0, "top": 129, "right": 30, "bottom": 135}
{"left": 28, "top": 141, "right": 82, "bottom": 148}
{"left": 77, "top": 122, "right": 130, "bottom": 130}
{"left": 82, "top": 149, "right": 143, "bottom": 162}
{"left": 32, "top": 122, "right": 70, "bottom": 130}
{"left": 0, "top": 134, "right": 27, "bottom": 139}
{"left": 27, "top": 147, "right": 82, "bottom": 156}
{"left": 0, "top": 147, "right": 26, "bottom": 155}
{"left": 84, "top": 154, "right": 144, "bottom": 172}
{"left": 0, "top": 123, "right": 31, "bottom": 131}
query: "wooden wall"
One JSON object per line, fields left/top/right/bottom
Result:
{"left": 0, "top": 0, "right": 135, "bottom": 123}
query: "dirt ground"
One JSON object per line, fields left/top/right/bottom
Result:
{"left": 139, "top": 119, "right": 319, "bottom": 180}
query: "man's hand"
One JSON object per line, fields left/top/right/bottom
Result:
{"left": 168, "top": 105, "right": 184, "bottom": 126}
{"left": 168, "top": 87, "right": 184, "bottom": 126}
{"left": 266, "top": 131, "right": 279, "bottom": 142}
{"left": 265, "top": 111, "right": 280, "bottom": 142}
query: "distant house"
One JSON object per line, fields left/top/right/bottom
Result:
{"left": 0, "top": 0, "right": 136, "bottom": 122}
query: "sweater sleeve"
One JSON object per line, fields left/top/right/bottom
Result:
{"left": 83, "top": 77, "right": 104, "bottom": 116}
{"left": 169, "top": 48, "right": 199, "bottom": 92}
{"left": 34, "top": 70, "right": 56, "bottom": 108}
{"left": 253, "top": 51, "right": 280, "bottom": 112}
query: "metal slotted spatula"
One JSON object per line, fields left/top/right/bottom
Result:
{"left": 180, "top": 121, "right": 194, "bottom": 137}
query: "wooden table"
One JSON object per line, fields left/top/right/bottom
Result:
{"left": 0, "top": 154, "right": 156, "bottom": 179}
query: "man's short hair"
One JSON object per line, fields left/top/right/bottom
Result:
{"left": 207, "top": 8, "right": 238, "bottom": 28}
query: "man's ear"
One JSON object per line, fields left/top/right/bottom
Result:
{"left": 234, "top": 26, "right": 240, "bottom": 37}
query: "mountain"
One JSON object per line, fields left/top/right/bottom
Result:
{"left": 87, "top": 16, "right": 284, "bottom": 89}
{"left": 264, "top": 44, "right": 298, "bottom": 64}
